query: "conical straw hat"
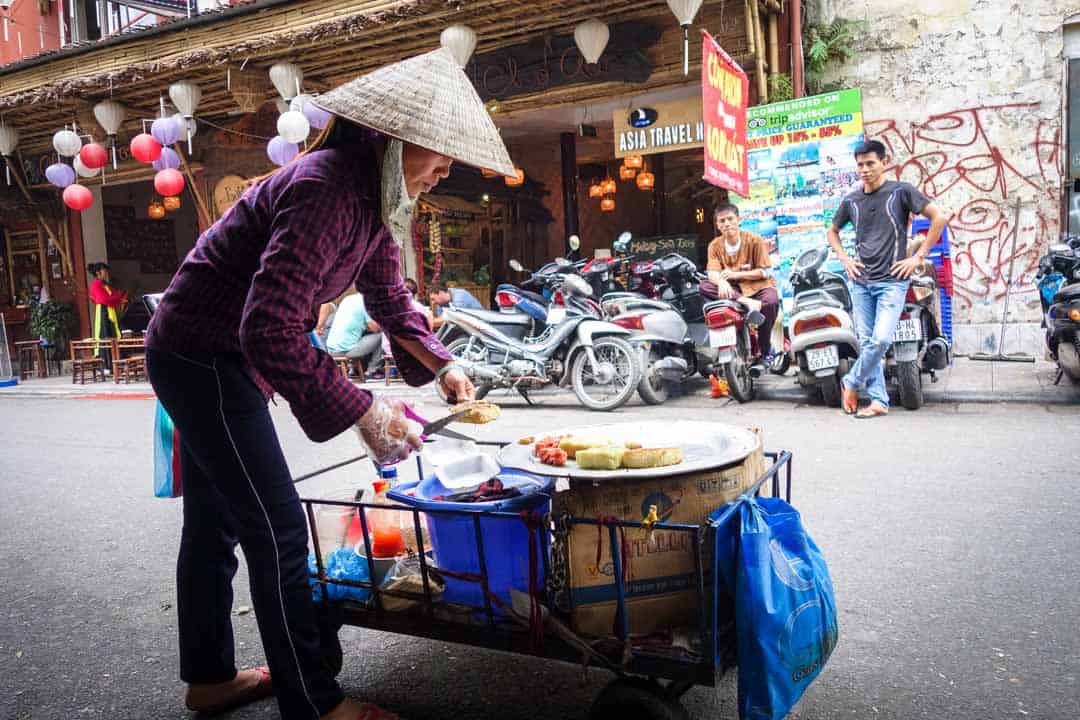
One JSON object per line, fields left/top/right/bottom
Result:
{"left": 314, "top": 47, "right": 515, "bottom": 177}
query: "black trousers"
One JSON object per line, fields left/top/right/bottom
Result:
{"left": 146, "top": 348, "right": 343, "bottom": 720}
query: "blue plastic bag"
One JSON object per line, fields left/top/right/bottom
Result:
{"left": 152, "top": 400, "right": 183, "bottom": 498}
{"left": 308, "top": 549, "right": 371, "bottom": 603}
{"left": 711, "top": 496, "right": 838, "bottom": 720}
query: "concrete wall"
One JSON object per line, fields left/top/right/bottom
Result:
{"left": 812, "top": 0, "right": 1076, "bottom": 355}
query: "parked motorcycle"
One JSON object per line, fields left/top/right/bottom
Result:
{"left": 1036, "top": 237, "right": 1080, "bottom": 385}
{"left": 603, "top": 294, "right": 696, "bottom": 405}
{"left": 440, "top": 272, "right": 641, "bottom": 411}
{"left": 788, "top": 247, "right": 859, "bottom": 407}
{"left": 884, "top": 261, "right": 951, "bottom": 410}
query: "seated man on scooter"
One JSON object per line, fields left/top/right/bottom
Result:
{"left": 702, "top": 203, "right": 781, "bottom": 363}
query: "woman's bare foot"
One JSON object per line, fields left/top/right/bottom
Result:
{"left": 185, "top": 666, "right": 273, "bottom": 715}
{"left": 855, "top": 402, "right": 889, "bottom": 419}
{"left": 322, "top": 697, "right": 398, "bottom": 720}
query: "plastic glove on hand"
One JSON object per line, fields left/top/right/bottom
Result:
{"left": 353, "top": 397, "right": 424, "bottom": 465}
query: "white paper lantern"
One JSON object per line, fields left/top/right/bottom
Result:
{"left": 93, "top": 100, "right": 125, "bottom": 168}
{"left": 171, "top": 113, "right": 198, "bottom": 140}
{"left": 168, "top": 81, "right": 202, "bottom": 117}
{"left": 53, "top": 129, "right": 82, "bottom": 157}
{"left": 269, "top": 62, "right": 304, "bottom": 101}
{"left": 73, "top": 154, "right": 101, "bottom": 178}
{"left": 666, "top": 0, "right": 705, "bottom": 75}
{"left": 277, "top": 110, "right": 310, "bottom": 144}
{"left": 574, "top": 19, "right": 609, "bottom": 65}
{"left": 440, "top": 24, "right": 478, "bottom": 68}
{"left": 0, "top": 124, "right": 18, "bottom": 155}
{"left": 274, "top": 98, "right": 289, "bottom": 115}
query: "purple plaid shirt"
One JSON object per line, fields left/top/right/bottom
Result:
{"left": 146, "top": 132, "right": 450, "bottom": 442}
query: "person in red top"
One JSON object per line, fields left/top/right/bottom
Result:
{"left": 87, "top": 262, "right": 127, "bottom": 369}
{"left": 144, "top": 49, "right": 514, "bottom": 720}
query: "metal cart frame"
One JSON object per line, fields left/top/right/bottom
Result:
{"left": 299, "top": 443, "right": 793, "bottom": 718}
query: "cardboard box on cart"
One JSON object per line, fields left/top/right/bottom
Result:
{"left": 553, "top": 428, "right": 764, "bottom": 638}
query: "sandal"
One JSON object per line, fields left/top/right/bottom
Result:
{"left": 185, "top": 666, "right": 273, "bottom": 715}
{"left": 841, "top": 386, "right": 859, "bottom": 415}
{"left": 855, "top": 403, "right": 889, "bottom": 419}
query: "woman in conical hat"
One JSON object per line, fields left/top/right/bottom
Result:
{"left": 144, "top": 48, "right": 511, "bottom": 720}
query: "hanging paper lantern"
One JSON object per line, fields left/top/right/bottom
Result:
{"left": 588, "top": 181, "right": 603, "bottom": 198}
{"left": 169, "top": 81, "right": 202, "bottom": 118}
{"left": 148, "top": 201, "right": 166, "bottom": 220}
{"left": 152, "top": 147, "right": 181, "bottom": 171}
{"left": 163, "top": 195, "right": 181, "bottom": 212}
{"left": 636, "top": 170, "right": 656, "bottom": 190}
{"left": 154, "top": 168, "right": 185, "bottom": 197}
{"left": 53, "top": 129, "right": 82, "bottom": 158}
{"left": 277, "top": 110, "right": 310, "bottom": 144}
{"left": 79, "top": 143, "right": 108, "bottom": 170}
{"left": 0, "top": 123, "right": 18, "bottom": 186}
{"left": 63, "top": 184, "right": 93, "bottom": 211}
{"left": 291, "top": 94, "right": 332, "bottom": 130}
{"left": 440, "top": 25, "right": 478, "bottom": 68}
{"left": 619, "top": 164, "right": 637, "bottom": 181}
{"left": 130, "top": 133, "right": 162, "bottom": 163}
{"left": 666, "top": 0, "right": 705, "bottom": 75}
{"left": 93, "top": 100, "right": 125, "bottom": 169}
{"left": 73, "top": 154, "right": 101, "bottom": 178}
{"left": 504, "top": 167, "right": 525, "bottom": 187}
{"left": 625, "top": 154, "right": 644, "bottom": 169}
{"left": 151, "top": 116, "right": 181, "bottom": 146}
{"left": 601, "top": 177, "right": 617, "bottom": 195}
{"left": 46, "top": 162, "right": 76, "bottom": 188}
{"left": 269, "top": 62, "right": 304, "bottom": 101}
{"left": 267, "top": 135, "right": 299, "bottom": 166}
{"left": 573, "top": 19, "right": 609, "bottom": 64}
{"left": 171, "top": 113, "right": 198, "bottom": 140}
{"left": 600, "top": 196, "right": 616, "bottom": 212}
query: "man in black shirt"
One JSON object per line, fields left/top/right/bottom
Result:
{"left": 828, "top": 139, "right": 946, "bottom": 417}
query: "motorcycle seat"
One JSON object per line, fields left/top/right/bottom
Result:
{"left": 702, "top": 299, "right": 744, "bottom": 314}
{"left": 1053, "top": 282, "right": 1080, "bottom": 304}
{"left": 452, "top": 307, "right": 534, "bottom": 326}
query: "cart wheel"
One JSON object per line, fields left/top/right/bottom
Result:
{"left": 589, "top": 677, "right": 690, "bottom": 720}
{"left": 316, "top": 606, "right": 344, "bottom": 678}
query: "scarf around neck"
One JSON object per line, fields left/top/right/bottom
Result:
{"left": 380, "top": 138, "right": 417, "bottom": 247}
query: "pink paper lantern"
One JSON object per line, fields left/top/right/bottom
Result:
{"left": 79, "top": 143, "right": 109, "bottom": 170}
{"left": 130, "top": 133, "right": 162, "bottom": 163}
{"left": 63, "top": 184, "right": 94, "bottom": 211}
{"left": 154, "top": 168, "right": 185, "bottom": 197}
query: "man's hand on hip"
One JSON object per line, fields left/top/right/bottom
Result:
{"left": 840, "top": 255, "right": 865, "bottom": 280}
{"left": 890, "top": 256, "right": 924, "bottom": 280}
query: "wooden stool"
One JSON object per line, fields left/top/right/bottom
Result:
{"left": 383, "top": 358, "right": 399, "bottom": 386}
{"left": 114, "top": 354, "right": 146, "bottom": 384}
{"left": 332, "top": 354, "right": 366, "bottom": 383}
{"left": 15, "top": 341, "right": 44, "bottom": 380}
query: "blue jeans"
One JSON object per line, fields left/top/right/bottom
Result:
{"left": 146, "top": 349, "right": 344, "bottom": 719}
{"left": 843, "top": 280, "right": 910, "bottom": 408}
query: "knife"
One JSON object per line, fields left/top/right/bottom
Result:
{"left": 404, "top": 406, "right": 476, "bottom": 442}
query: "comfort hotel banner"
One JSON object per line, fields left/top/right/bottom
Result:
{"left": 701, "top": 31, "right": 749, "bottom": 196}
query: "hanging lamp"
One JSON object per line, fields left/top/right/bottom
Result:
{"left": 636, "top": 167, "right": 656, "bottom": 190}
{"left": 169, "top": 81, "right": 202, "bottom": 153}
{"left": 148, "top": 201, "right": 166, "bottom": 220}
{"left": 0, "top": 122, "right": 18, "bottom": 186}
{"left": 573, "top": 19, "right": 609, "bottom": 64}
{"left": 666, "top": 0, "right": 705, "bottom": 75}
{"left": 269, "top": 62, "right": 304, "bottom": 101}
{"left": 164, "top": 195, "right": 181, "bottom": 212}
{"left": 624, "top": 154, "right": 644, "bottom": 169}
{"left": 92, "top": 100, "right": 125, "bottom": 169}
{"left": 588, "top": 180, "right": 603, "bottom": 198}
{"left": 600, "top": 196, "right": 616, "bottom": 212}
{"left": 619, "top": 163, "right": 636, "bottom": 181}
{"left": 601, "top": 176, "right": 617, "bottom": 195}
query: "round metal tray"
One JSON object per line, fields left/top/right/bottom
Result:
{"left": 496, "top": 421, "right": 760, "bottom": 481}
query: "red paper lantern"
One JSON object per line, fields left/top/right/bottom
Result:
{"left": 79, "top": 143, "right": 109, "bottom": 170}
{"left": 154, "top": 168, "right": 185, "bottom": 197}
{"left": 130, "top": 133, "right": 162, "bottom": 163}
{"left": 62, "top": 184, "right": 93, "bottom": 211}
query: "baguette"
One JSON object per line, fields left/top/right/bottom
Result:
{"left": 620, "top": 447, "right": 683, "bottom": 469}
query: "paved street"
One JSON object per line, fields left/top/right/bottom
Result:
{"left": 1, "top": 389, "right": 1077, "bottom": 720}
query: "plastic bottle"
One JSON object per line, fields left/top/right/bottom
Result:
{"left": 367, "top": 479, "right": 406, "bottom": 558}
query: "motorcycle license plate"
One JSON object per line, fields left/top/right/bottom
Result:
{"left": 806, "top": 345, "right": 839, "bottom": 371}
{"left": 893, "top": 318, "right": 921, "bottom": 343}
{"left": 708, "top": 326, "right": 737, "bottom": 348}
{"left": 546, "top": 307, "right": 566, "bottom": 324}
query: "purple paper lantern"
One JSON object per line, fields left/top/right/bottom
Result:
{"left": 302, "top": 101, "right": 332, "bottom": 130}
{"left": 151, "top": 116, "right": 181, "bottom": 146}
{"left": 152, "top": 147, "right": 181, "bottom": 171}
{"left": 46, "top": 162, "right": 76, "bottom": 189}
{"left": 267, "top": 136, "right": 299, "bottom": 166}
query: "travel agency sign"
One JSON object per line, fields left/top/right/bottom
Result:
{"left": 613, "top": 96, "right": 704, "bottom": 158}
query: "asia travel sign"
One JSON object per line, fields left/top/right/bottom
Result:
{"left": 613, "top": 96, "right": 704, "bottom": 158}
{"left": 701, "top": 31, "right": 749, "bottom": 196}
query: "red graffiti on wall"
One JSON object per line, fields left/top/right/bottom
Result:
{"left": 865, "top": 104, "right": 1061, "bottom": 311}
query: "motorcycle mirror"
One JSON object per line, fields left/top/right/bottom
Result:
{"left": 509, "top": 259, "right": 524, "bottom": 272}
{"left": 568, "top": 234, "right": 581, "bottom": 251}
{"left": 618, "top": 231, "right": 632, "bottom": 244}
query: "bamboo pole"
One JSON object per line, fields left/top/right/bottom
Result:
{"left": 172, "top": 143, "right": 212, "bottom": 229}
{"left": 743, "top": 0, "right": 757, "bottom": 56}
{"left": 768, "top": 7, "right": 780, "bottom": 76}
{"left": 9, "top": 151, "right": 72, "bottom": 275}
{"left": 749, "top": 0, "right": 768, "bottom": 102}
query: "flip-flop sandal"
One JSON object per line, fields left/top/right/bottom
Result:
{"left": 855, "top": 407, "right": 889, "bottom": 419}
{"left": 186, "top": 666, "right": 273, "bottom": 716}
{"left": 841, "top": 387, "right": 859, "bottom": 415}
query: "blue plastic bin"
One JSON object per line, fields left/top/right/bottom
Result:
{"left": 387, "top": 468, "right": 552, "bottom": 611}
